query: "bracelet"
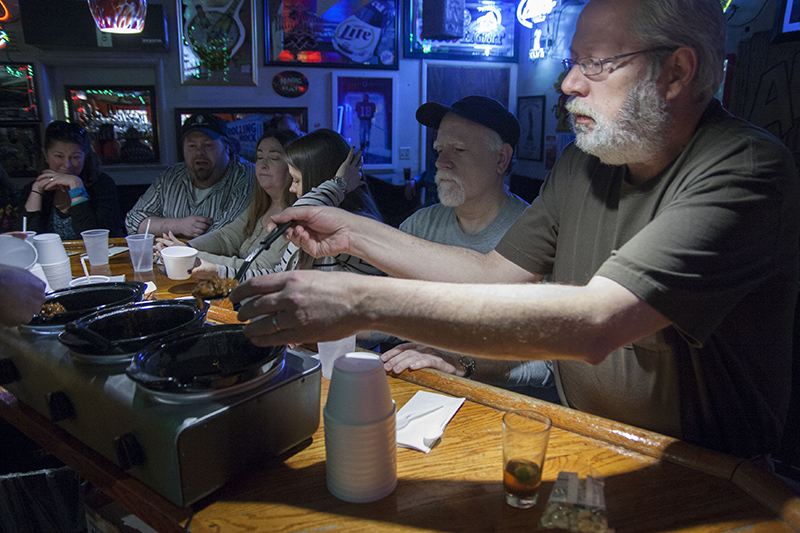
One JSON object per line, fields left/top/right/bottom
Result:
{"left": 68, "top": 187, "right": 88, "bottom": 199}
{"left": 30, "top": 190, "right": 43, "bottom": 196}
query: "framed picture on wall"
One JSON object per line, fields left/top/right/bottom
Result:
{"left": 405, "top": 0, "right": 519, "bottom": 62}
{"left": 517, "top": 96, "right": 545, "bottom": 161}
{"left": 332, "top": 74, "right": 396, "bottom": 169}
{"left": 775, "top": 0, "right": 800, "bottom": 42}
{"left": 0, "top": 124, "right": 41, "bottom": 178}
{"left": 264, "top": 0, "right": 399, "bottom": 69}
{"left": 174, "top": 107, "right": 308, "bottom": 162}
{"left": 177, "top": 0, "right": 258, "bottom": 85}
{"left": 65, "top": 86, "right": 160, "bottom": 166}
{"left": 0, "top": 64, "right": 39, "bottom": 122}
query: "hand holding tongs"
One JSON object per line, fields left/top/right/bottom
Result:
{"left": 233, "top": 221, "right": 293, "bottom": 282}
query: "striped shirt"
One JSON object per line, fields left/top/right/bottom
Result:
{"left": 124, "top": 156, "right": 255, "bottom": 235}
{"left": 219, "top": 180, "right": 383, "bottom": 280}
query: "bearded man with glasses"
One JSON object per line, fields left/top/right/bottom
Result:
{"left": 232, "top": 0, "right": 799, "bottom": 460}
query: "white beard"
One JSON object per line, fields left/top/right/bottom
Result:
{"left": 435, "top": 169, "right": 466, "bottom": 207}
{"left": 566, "top": 77, "right": 671, "bottom": 166}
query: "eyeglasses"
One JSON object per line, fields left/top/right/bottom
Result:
{"left": 562, "top": 47, "right": 674, "bottom": 77}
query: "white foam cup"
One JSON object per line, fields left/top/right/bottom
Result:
{"left": 80, "top": 229, "right": 110, "bottom": 266}
{"left": 125, "top": 234, "right": 154, "bottom": 272}
{"left": 40, "top": 258, "right": 72, "bottom": 290}
{"left": 324, "top": 401, "right": 397, "bottom": 503}
{"left": 28, "top": 263, "right": 51, "bottom": 292}
{"left": 69, "top": 275, "right": 111, "bottom": 287}
{"left": 317, "top": 335, "right": 357, "bottom": 379}
{"left": 160, "top": 246, "right": 198, "bottom": 280}
{"left": 32, "top": 233, "right": 69, "bottom": 264}
{"left": 22, "top": 231, "right": 36, "bottom": 242}
{"left": 325, "top": 353, "right": 394, "bottom": 425}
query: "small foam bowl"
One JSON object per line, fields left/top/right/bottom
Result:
{"left": 325, "top": 353, "right": 394, "bottom": 425}
{"left": 69, "top": 275, "right": 111, "bottom": 287}
{"left": 160, "top": 246, "right": 198, "bottom": 280}
{"left": 0, "top": 235, "right": 38, "bottom": 270}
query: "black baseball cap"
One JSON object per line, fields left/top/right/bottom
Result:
{"left": 416, "top": 96, "right": 520, "bottom": 147}
{"left": 181, "top": 112, "right": 227, "bottom": 140}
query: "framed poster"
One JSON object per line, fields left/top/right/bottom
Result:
{"left": 264, "top": 0, "right": 399, "bottom": 69}
{"left": 0, "top": 124, "right": 41, "bottom": 178}
{"left": 65, "top": 86, "right": 160, "bottom": 166}
{"left": 177, "top": 0, "right": 258, "bottom": 85}
{"left": 174, "top": 107, "right": 308, "bottom": 162}
{"left": 517, "top": 96, "right": 544, "bottom": 161}
{"left": 0, "top": 64, "right": 39, "bottom": 122}
{"left": 405, "top": 0, "right": 519, "bottom": 62}
{"left": 775, "top": 0, "right": 800, "bottom": 42}
{"left": 332, "top": 74, "right": 395, "bottom": 169}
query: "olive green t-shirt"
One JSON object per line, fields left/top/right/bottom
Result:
{"left": 495, "top": 100, "right": 800, "bottom": 457}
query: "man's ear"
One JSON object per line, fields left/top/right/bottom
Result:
{"left": 498, "top": 143, "right": 514, "bottom": 174}
{"left": 663, "top": 46, "right": 697, "bottom": 101}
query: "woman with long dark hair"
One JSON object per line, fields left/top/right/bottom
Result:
{"left": 234, "top": 128, "right": 383, "bottom": 279}
{"left": 22, "top": 121, "right": 125, "bottom": 238}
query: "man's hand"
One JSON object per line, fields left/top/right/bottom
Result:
{"left": 272, "top": 206, "right": 362, "bottom": 259}
{"left": 229, "top": 270, "right": 363, "bottom": 346}
{"left": 0, "top": 266, "right": 46, "bottom": 327}
{"left": 380, "top": 343, "right": 462, "bottom": 376}
{"left": 176, "top": 215, "right": 213, "bottom": 238}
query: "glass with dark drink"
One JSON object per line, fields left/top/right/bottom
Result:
{"left": 502, "top": 410, "right": 551, "bottom": 508}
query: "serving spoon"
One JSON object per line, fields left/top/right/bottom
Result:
{"left": 233, "top": 221, "right": 294, "bottom": 283}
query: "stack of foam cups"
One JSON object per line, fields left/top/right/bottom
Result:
{"left": 32, "top": 233, "right": 71, "bottom": 290}
{"left": 324, "top": 353, "right": 397, "bottom": 503}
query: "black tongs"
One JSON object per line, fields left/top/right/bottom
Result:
{"left": 233, "top": 221, "right": 293, "bottom": 282}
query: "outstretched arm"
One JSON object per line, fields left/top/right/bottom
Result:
{"left": 272, "top": 206, "right": 539, "bottom": 283}
{"left": 229, "top": 271, "right": 671, "bottom": 366}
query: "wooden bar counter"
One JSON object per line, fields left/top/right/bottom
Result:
{"left": 0, "top": 239, "right": 798, "bottom": 532}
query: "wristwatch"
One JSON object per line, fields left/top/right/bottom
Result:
{"left": 458, "top": 355, "right": 475, "bottom": 379}
{"left": 333, "top": 175, "right": 347, "bottom": 192}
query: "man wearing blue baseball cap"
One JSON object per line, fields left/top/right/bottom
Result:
{"left": 125, "top": 112, "right": 254, "bottom": 237}
{"left": 381, "top": 96, "right": 555, "bottom": 400}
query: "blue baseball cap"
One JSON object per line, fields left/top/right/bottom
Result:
{"left": 181, "top": 112, "right": 227, "bottom": 140}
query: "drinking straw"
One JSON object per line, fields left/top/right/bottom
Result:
{"left": 144, "top": 218, "right": 151, "bottom": 237}
{"left": 81, "top": 255, "right": 90, "bottom": 278}
{"left": 22, "top": 217, "right": 26, "bottom": 232}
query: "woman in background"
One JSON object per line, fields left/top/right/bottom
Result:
{"left": 22, "top": 121, "right": 125, "bottom": 238}
{"left": 233, "top": 128, "right": 382, "bottom": 279}
{"left": 156, "top": 129, "right": 300, "bottom": 274}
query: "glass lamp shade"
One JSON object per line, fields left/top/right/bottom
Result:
{"left": 87, "top": 0, "right": 147, "bottom": 34}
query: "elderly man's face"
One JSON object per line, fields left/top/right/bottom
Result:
{"left": 183, "top": 131, "right": 230, "bottom": 187}
{"left": 433, "top": 114, "right": 505, "bottom": 207}
{"left": 560, "top": 0, "right": 671, "bottom": 166}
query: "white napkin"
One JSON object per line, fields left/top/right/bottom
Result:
{"left": 108, "top": 246, "right": 128, "bottom": 258}
{"left": 396, "top": 391, "right": 464, "bottom": 453}
{"left": 109, "top": 274, "right": 126, "bottom": 283}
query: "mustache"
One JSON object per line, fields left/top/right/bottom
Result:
{"left": 565, "top": 98, "right": 596, "bottom": 120}
{"left": 434, "top": 169, "right": 462, "bottom": 185}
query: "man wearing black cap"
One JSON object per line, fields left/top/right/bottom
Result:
{"left": 125, "top": 112, "right": 255, "bottom": 237}
{"left": 380, "top": 96, "right": 554, "bottom": 397}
